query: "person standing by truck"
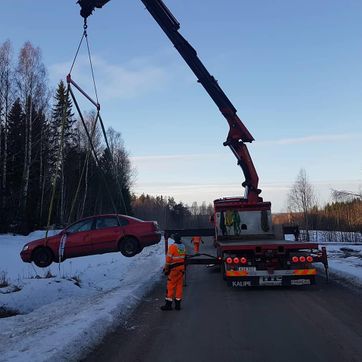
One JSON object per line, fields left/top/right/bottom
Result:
{"left": 161, "top": 233, "right": 186, "bottom": 311}
{"left": 191, "top": 235, "right": 204, "bottom": 253}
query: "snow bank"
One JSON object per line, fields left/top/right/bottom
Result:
{"left": 0, "top": 232, "right": 165, "bottom": 362}
{"left": 1, "top": 230, "right": 362, "bottom": 361}
{"left": 286, "top": 230, "right": 362, "bottom": 287}
{"left": 307, "top": 230, "right": 362, "bottom": 243}
{"left": 323, "top": 244, "right": 362, "bottom": 288}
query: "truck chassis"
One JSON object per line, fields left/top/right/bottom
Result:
{"left": 165, "top": 230, "right": 329, "bottom": 287}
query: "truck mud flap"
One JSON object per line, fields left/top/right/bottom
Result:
{"left": 227, "top": 275, "right": 316, "bottom": 287}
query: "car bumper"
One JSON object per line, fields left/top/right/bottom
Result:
{"left": 139, "top": 232, "right": 162, "bottom": 246}
{"left": 226, "top": 269, "right": 317, "bottom": 287}
{"left": 20, "top": 250, "right": 32, "bottom": 263}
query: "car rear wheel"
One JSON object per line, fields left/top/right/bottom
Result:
{"left": 32, "top": 247, "right": 53, "bottom": 268}
{"left": 119, "top": 237, "right": 140, "bottom": 257}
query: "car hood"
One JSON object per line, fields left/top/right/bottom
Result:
{"left": 26, "top": 234, "right": 61, "bottom": 247}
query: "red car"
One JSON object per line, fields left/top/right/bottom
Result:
{"left": 20, "top": 214, "right": 161, "bottom": 268}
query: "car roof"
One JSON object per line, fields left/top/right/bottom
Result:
{"left": 68, "top": 214, "right": 145, "bottom": 225}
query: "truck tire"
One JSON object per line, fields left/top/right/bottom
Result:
{"left": 32, "top": 247, "right": 53, "bottom": 268}
{"left": 119, "top": 237, "right": 140, "bottom": 257}
{"left": 221, "top": 260, "right": 227, "bottom": 280}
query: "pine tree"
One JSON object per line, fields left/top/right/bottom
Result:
{"left": 3, "top": 99, "right": 25, "bottom": 229}
{"left": 49, "top": 80, "right": 75, "bottom": 224}
{"left": 51, "top": 80, "right": 75, "bottom": 152}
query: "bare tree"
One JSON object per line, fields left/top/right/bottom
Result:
{"left": 330, "top": 188, "right": 362, "bottom": 235}
{"left": 331, "top": 188, "right": 362, "bottom": 201}
{"left": 190, "top": 201, "right": 198, "bottom": 216}
{"left": 15, "top": 42, "right": 48, "bottom": 230}
{"left": 287, "top": 169, "right": 316, "bottom": 241}
{"left": 0, "top": 40, "right": 14, "bottom": 209}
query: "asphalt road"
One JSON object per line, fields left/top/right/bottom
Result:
{"left": 83, "top": 238, "right": 362, "bottom": 362}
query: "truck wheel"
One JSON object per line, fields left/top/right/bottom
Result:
{"left": 221, "top": 261, "right": 227, "bottom": 280}
{"left": 119, "top": 237, "right": 140, "bottom": 257}
{"left": 32, "top": 247, "right": 53, "bottom": 268}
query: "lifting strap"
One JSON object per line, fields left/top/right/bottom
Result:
{"left": 44, "top": 19, "right": 128, "bottom": 250}
{"left": 66, "top": 19, "right": 128, "bottom": 216}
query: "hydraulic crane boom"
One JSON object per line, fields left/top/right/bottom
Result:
{"left": 77, "top": 0, "right": 263, "bottom": 204}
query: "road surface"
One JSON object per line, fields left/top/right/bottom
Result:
{"left": 83, "top": 238, "right": 362, "bottom": 362}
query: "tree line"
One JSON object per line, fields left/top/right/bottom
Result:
{"left": 0, "top": 40, "right": 132, "bottom": 233}
{"left": 0, "top": 40, "right": 214, "bottom": 234}
{"left": 274, "top": 168, "right": 362, "bottom": 241}
{"left": 132, "top": 194, "right": 213, "bottom": 230}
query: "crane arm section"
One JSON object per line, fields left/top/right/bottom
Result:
{"left": 77, "top": 0, "right": 263, "bottom": 203}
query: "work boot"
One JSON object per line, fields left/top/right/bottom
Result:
{"left": 160, "top": 299, "right": 173, "bottom": 311}
{"left": 175, "top": 299, "right": 181, "bottom": 311}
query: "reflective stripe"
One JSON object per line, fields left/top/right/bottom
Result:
{"left": 226, "top": 270, "right": 249, "bottom": 277}
{"left": 167, "top": 243, "right": 186, "bottom": 266}
{"left": 293, "top": 269, "right": 317, "bottom": 275}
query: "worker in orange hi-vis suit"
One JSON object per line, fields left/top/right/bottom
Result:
{"left": 191, "top": 236, "right": 204, "bottom": 253}
{"left": 161, "top": 233, "right": 186, "bottom": 311}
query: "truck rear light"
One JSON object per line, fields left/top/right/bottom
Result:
{"left": 240, "top": 257, "right": 247, "bottom": 264}
{"left": 226, "top": 257, "right": 233, "bottom": 264}
{"left": 306, "top": 256, "right": 313, "bottom": 263}
{"left": 292, "top": 256, "right": 299, "bottom": 263}
{"left": 233, "top": 257, "right": 239, "bottom": 264}
{"left": 299, "top": 256, "right": 306, "bottom": 263}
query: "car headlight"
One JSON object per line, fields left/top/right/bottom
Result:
{"left": 23, "top": 245, "right": 29, "bottom": 251}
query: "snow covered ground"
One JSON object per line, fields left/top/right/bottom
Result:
{"left": 321, "top": 243, "right": 362, "bottom": 287}
{"left": 286, "top": 231, "right": 362, "bottom": 287}
{"left": 1, "top": 230, "right": 362, "bottom": 362}
{"left": 0, "top": 231, "right": 165, "bottom": 362}
{"left": 300, "top": 231, "right": 362, "bottom": 287}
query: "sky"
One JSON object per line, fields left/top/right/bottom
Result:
{"left": 1, "top": 0, "right": 361, "bottom": 212}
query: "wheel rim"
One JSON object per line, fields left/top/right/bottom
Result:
{"left": 124, "top": 241, "right": 135, "bottom": 254}
{"left": 35, "top": 250, "right": 50, "bottom": 266}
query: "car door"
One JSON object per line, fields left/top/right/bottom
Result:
{"left": 90, "top": 216, "right": 125, "bottom": 254}
{"left": 63, "top": 218, "right": 95, "bottom": 258}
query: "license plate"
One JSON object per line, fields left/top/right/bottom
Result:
{"left": 291, "top": 279, "right": 311, "bottom": 286}
{"left": 238, "top": 267, "right": 256, "bottom": 272}
{"left": 259, "top": 276, "right": 282, "bottom": 286}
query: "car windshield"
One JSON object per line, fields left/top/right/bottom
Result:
{"left": 66, "top": 219, "right": 93, "bottom": 233}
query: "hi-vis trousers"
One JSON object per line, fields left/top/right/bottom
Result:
{"left": 166, "top": 267, "right": 184, "bottom": 301}
{"left": 193, "top": 242, "right": 200, "bottom": 253}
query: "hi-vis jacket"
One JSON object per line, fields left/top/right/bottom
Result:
{"left": 166, "top": 243, "right": 186, "bottom": 271}
{"left": 191, "top": 236, "right": 202, "bottom": 244}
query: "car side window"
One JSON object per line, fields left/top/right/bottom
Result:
{"left": 66, "top": 219, "right": 94, "bottom": 234}
{"left": 117, "top": 217, "right": 129, "bottom": 227}
{"left": 95, "top": 217, "right": 120, "bottom": 230}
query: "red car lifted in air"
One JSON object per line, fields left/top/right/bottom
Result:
{"left": 20, "top": 214, "right": 161, "bottom": 268}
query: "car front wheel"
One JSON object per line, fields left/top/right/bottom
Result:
{"left": 32, "top": 247, "right": 53, "bottom": 268}
{"left": 119, "top": 237, "right": 140, "bottom": 257}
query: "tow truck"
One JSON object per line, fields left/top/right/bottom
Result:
{"left": 77, "top": 0, "right": 329, "bottom": 286}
